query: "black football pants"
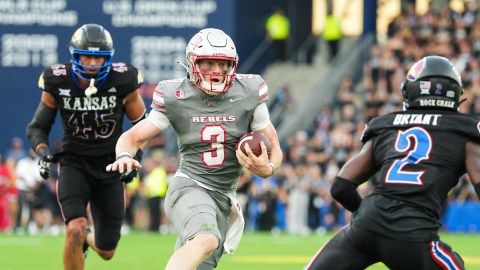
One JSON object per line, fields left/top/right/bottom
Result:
{"left": 305, "top": 224, "right": 464, "bottom": 270}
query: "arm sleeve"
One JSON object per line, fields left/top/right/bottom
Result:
{"left": 330, "top": 176, "right": 362, "bottom": 212}
{"left": 146, "top": 109, "right": 171, "bottom": 131}
{"left": 26, "top": 102, "right": 56, "bottom": 150}
{"left": 475, "top": 182, "right": 480, "bottom": 200}
{"left": 131, "top": 109, "right": 148, "bottom": 125}
{"left": 251, "top": 103, "right": 271, "bottom": 131}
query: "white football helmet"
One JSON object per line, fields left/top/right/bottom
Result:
{"left": 186, "top": 28, "right": 238, "bottom": 95}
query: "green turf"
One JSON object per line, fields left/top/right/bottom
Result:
{"left": 0, "top": 231, "right": 479, "bottom": 269}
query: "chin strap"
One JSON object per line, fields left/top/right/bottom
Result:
{"left": 177, "top": 61, "right": 188, "bottom": 71}
{"left": 177, "top": 61, "right": 190, "bottom": 79}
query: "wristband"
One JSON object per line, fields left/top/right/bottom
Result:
{"left": 268, "top": 162, "right": 275, "bottom": 175}
{"left": 116, "top": 151, "right": 133, "bottom": 160}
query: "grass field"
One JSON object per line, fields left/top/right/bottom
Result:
{"left": 1, "top": 231, "right": 479, "bottom": 270}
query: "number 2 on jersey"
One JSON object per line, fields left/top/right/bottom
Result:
{"left": 385, "top": 127, "right": 432, "bottom": 185}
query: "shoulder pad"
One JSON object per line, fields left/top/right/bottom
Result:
{"left": 111, "top": 62, "right": 132, "bottom": 74}
{"left": 42, "top": 64, "right": 68, "bottom": 79}
{"left": 38, "top": 71, "right": 45, "bottom": 90}
{"left": 150, "top": 79, "right": 184, "bottom": 112}
{"left": 39, "top": 64, "right": 69, "bottom": 91}
{"left": 361, "top": 115, "right": 391, "bottom": 143}
{"left": 449, "top": 113, "right": 480, "bottom": 143}
{"left": 105, "top": 63, "right": 143, "bottom": 91}
{"left": 235, "top": 74, "right": 269, "bottom": 104}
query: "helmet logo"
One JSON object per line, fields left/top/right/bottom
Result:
{"left": 190, "top": 36, "right": 203, "bottom": 51}
{"left": 71, "top": 30, "right": 82, "bottom": 43}
{"left": 419, "top": 81, "right": 430, "bottom": 94}
{"left": 105, "top": 31, "right": 113, "bottom": 44}
{"left": 407, "top": 58, "right": 426, "bottom": 81}
{"left": 446, "top": 90, "right": 455, "bottom": 98}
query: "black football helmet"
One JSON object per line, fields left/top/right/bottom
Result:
{"left": 69, "top": 24, "right": 114, "bottom": 82}
{"left": 401, "top": 55, "right": 463, "bottom": 111}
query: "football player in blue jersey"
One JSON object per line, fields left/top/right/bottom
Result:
{"left": 305, "top": 56, "right": 480, "bottom": 270}
{"left": 26, "top": 24, "right": 146, "bottom": 270}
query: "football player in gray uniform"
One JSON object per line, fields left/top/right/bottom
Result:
{"left": 106, "top": 28, "right": 283, "bottom": 270}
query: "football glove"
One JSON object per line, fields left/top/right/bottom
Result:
{"left": 119, "top": 168, "right": 138, "bottom": 184}
{"left": 38, "top": 147, "right": 54, "bottom": 180}
{"left": 119, "top": 149, "right": 143, "bottom": 184}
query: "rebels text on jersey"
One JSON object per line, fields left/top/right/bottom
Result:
{"left": 39, "top": 62, "right": 143, "bottom": 156}
{"left": 353, "top": 110, "right": 480, "bottom": 241}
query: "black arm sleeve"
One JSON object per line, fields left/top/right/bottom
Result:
{"left": 26, "top": 102, "right": 57, "bottom": 150}
{"left": 475, "top": 182, "right": 480, "bottom": 200}
{"left": 330, "top": 176, "right": 363, "bottom": 212}
{"left": 134, "top": 149, "right": 143, "bottom": 162}
{"left": 130, "top": 110, "right": 147, "bottom": 125}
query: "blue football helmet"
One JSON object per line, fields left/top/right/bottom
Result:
{"left": 69, "top": 24, "right": 114, "bottom": 82}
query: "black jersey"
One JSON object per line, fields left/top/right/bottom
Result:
{"left": 39, "top": 62, "right": 143, "bottom": 156}
{"left": 353, "top": 109, "right": 480, "bottom": 241}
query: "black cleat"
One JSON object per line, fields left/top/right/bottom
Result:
{"left": 83, "top": 228, "right": 91, "bottom": 259}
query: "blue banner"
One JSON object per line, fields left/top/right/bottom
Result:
{"left": 0, "top": 0, "right": 235, "bottom": 153}
{"left": 443, "top": 202, "right": 480, "bottom": 232}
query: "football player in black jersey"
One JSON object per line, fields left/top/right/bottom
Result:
{"left": 26, "top": 24, "right": 147, "bottom": 270}
{"left": 305, "top": 56, "right": 480, "bottom": 270}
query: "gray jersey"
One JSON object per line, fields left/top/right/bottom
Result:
{"left": 151, "top": 74, "right": 269, "bottom": 192}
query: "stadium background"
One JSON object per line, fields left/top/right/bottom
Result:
{"left": 1, "top": 0, "right": 479, "bottom": 237}
{"left": 0, "top": 0, "right": 377, "bottom": 153}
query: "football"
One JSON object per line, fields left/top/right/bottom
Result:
{"left": 236, "top": 131, "right": 272, "bottom": 157}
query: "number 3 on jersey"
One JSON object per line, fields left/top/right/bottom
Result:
{"left": 385, "top": 127, "right": 432, "bottom": 185}
{"left": 201, "top": 125, "right": 226, "bottom": 167}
